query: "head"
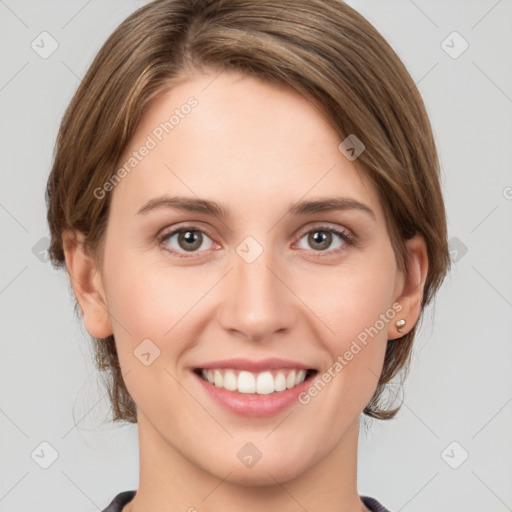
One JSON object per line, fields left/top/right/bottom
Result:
{"left": 46, "top": 0, "right": 450, "bottom": 484}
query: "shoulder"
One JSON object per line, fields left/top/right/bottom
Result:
{"left": 360, "top": 495, "right": 393, "bottom": 512}
{"left": 101, "top": 490, "right": 136, "bottom": 512}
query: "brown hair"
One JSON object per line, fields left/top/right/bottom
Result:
{"left": 46, "top": 0, "right": 451, "bottom": 423}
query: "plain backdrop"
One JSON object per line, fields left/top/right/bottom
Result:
{"left": 1, "top": 1, "right": 511, "bottom": 511}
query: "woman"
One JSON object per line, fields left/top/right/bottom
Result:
{"left": 46, "top": 1, "right": 450, "bottom": 510}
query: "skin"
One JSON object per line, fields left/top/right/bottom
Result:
{"left": 63, "top": 70, "right": 428, "bottom": 512}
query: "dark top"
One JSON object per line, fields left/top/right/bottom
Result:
{"left": 101, "top": 490, "right": 392, "bottom": 512}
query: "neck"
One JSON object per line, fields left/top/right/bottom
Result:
{"left": 125, "top": 413, "right": 369, "bottom": 512}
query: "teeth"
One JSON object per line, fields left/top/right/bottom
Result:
{"left": 214, "top": 369, "right": 223, "bottom": 388}
{"left": 256, "top": 371, "right": 274, "bottom": 395}
{"left": 200, "top": 368, "right": 308, "bottom": 394}
{"left": 238, "top": 371, "right": 256, "bottom": 393}
{"left": 223, "top": 370, "right": 238, "bottom": 391}
{"left": 286, "top": 371, "right": 296, "bottom": 389}
{"left": 274, "top": 372, "right": 287, "bottom": 391}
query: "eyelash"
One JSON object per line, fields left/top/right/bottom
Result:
{"left": 157, "top": 223, "right": 357, "bottom": 259}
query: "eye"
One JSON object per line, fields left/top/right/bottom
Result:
{"left": 158, "top": 225, "right": 217, "bottom": 257}
{"left": 295, "top": 224, "right": 355, "bottom": 254}
{"left": 157, "top": 223, "right": 356, "bottom": 259}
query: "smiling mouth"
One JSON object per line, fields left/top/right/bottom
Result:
{"left": 194, "top": 368, "right": 318, "bottom": 395}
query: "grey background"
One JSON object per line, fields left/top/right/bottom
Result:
{"left": 1, "top": 1, "right": 511, "bottom": 511}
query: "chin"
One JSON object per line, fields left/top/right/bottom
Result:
{"left": 199, "top": 447, "right": 314, "bottom": 487}
{"left": 222, "top": 463, "right": 307, "bottom": 488}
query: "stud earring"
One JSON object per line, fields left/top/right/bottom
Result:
{"left": 395, "top": 319, "right": 406, "bottom": 333}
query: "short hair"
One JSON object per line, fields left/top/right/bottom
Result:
{"left": 46, "top": 0, "right": 451, "bottom": 423}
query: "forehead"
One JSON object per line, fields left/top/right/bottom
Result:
{"left": 109, "top": 71, "right": 381, "bottom": 221}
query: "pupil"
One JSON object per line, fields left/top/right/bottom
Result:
{"left": 310, "top": 231, "right": 330, "bottom": 250}
{"left": 180, "top": 231, "right": 201, "bottom": 251}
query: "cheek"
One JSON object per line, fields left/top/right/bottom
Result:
{"left": 307, "top": 254, "right": 397, "bottom": 404}
{"left": 310, "top": 257, "right": 396, "bottom": 347}
{"left": 100, "top": 252, "right": 198, "bottom": 415}
{"left": 102, "top": 248, "right": 194, "bottom": 338}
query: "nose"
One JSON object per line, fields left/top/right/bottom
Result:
{"left": 217, "top": 243, "right": 296, "bottom": 342}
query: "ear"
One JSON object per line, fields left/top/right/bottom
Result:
{"left": 62, "top": 229, "right": 113, "bottom": 338}
{"left": 389, "top": 234, "right": 429, "bottom": 340}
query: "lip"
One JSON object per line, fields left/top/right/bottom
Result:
{"left": 191, "top": 365, "right": 317, "bottom": 418}
{"left": 194, "top": 357, "right": 314, "bottom": 372}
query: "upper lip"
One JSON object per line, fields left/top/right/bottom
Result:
{"left": 194, "top": 358, "right": 316, "bottom": 372}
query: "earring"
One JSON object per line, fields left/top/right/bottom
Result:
{"left": 395, "top": 319, "right": 406, "bottom": 333}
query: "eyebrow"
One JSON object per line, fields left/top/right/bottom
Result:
{"left": 136, "top": 195, "right": 375, "bottom": 220}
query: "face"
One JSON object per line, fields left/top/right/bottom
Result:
{"left": 79, "top": 70, "right": 417, "bottom": 485}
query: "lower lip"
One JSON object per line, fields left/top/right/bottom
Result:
{"left": 192, "top": 370, "right": 315, "bottom": 417}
